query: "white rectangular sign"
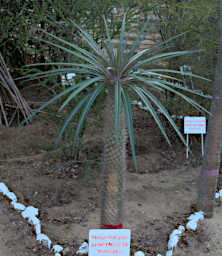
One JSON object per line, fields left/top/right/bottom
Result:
{"left": 184, "top": 116, "right": 206, "bottom": 134}
{"left": 89, "top": 229, "right": 131, "bottom": 256}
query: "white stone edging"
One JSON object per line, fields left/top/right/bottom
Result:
{"left": 77, "top": 189, "right": 222, "bottom": 256}
{"left": 0, "top": 181, "right": 222, "bottom": 256}
{"left": 0, "top": 182, "right": 63, "bottom": 256}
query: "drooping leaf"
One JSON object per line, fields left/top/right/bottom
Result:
{"left": 146, "top": 68, "right": 212, "bottom": 82}
{"left": 139, "top": 70, "right": 184, "bottom": 82}
{"left": 20, "top": 82, "right": 83, "bottom": 124}
{"left": 16, "top": 68, "right": 95, "bottom": 82}
{"left": 55, "top": 92, "right": 92, "bottom": 148}
{"left": 121, "top": 88, "right": 137, "bottom": 171}
{"left": 130, "top": 84, "right": 171, "bottom": 145}
{"left": 25, "top": 62, "right": 102, "bottom": 74}
{"left": 135, "top": 50, "right": 201, "bottom": 69}
{"left": 134, "top": 75, "right": 211, "bottom": 99}
{"left": 140, "top": 87, "right": 186, "bottom": 145}
{"left": 153, "top": 80, "right": 210, "bottom": 114}
{"left": 59, "top": 76, "right": 103, "bottom": 111}
{"left": 72, "top": 84, "right": 105, "bottom": 154}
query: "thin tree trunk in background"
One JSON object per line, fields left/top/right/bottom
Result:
{"left": 37, "top": 0, "right": 46, "bottom": 70}
{"left": 198, "top": 0, "right": 222, "bottom": 218}
{"left": 101, "top": 87, "right": 127, "bottom": 228}
{"left": 0, "top": 52, "right": 32, "bottom": 126}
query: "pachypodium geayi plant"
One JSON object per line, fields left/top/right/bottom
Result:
{"left": 21, "top": 15, "right": 210, "bottom": 228}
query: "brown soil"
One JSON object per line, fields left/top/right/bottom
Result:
{"left": 0, "top": 89, "right": 222, "bottom": 256}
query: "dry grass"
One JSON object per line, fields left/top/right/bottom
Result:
{"left": 0, "top": 52, "right": 32, "bottom": 126}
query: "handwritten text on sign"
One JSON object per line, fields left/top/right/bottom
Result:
{"left": 89, "top": 229, "right": 131, "bottom": 256}
{"left": 184, "top": 116, "right": 206, "bottom": 134}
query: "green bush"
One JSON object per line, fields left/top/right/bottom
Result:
{"left": 145, "top": 0, "right": 218, "bottom": 115}
{"left": 1, "top": 0, "right": 150, "bottom": 75}
{"left": 150, "top": 0, "right": 218, "bottom": 83}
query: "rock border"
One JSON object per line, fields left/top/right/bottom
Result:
{"left": 0, "top": 181, "right": 221, "bottom": 256}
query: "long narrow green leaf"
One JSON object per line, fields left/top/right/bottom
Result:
{"left": 120, "top": 13, "right": 126, "bottom": 43}
{"left": 15, "top": 68, "right": 94, "bottom": 81}
{"left": 147, "top": 31, "right": 189, "bottom": 55}
{"left": 146, "top": 69, "right": 212, "bottom": 82}
{"left": 139, "top": 71, "right": 184, "bottom": 82}
{"left": 36, "top": 37, "right": 106, "bottom": 74}
{"left": 128, "top": 18, "right": 153, "bottom": 57}
{"left": 37, "top": 37, "right": 92, "bottom": 63}
{"left": 39, "top": 29, "right": 103, "bottom": 65}
{"left": 141, "top": 87, "right": 186, "bottom": 145}
{"left": 135, "top": 50, "right": 200, "bottom": 69}
{"left": 55, "top": 92, "right": 92, "bottom": 148}
{"left": 20, "top": 82, "right": 81, "bottom": 124}
{"left": 121, "top": 28, "right": 133, "bottom": 57}
{"left": 59, "top": 76, "right": 103, "bottom": 111}
{"left": 116, "top": 42, "right": 123, "bottom": 71}
{"left": 130, "top": 85, "right": 171, "bottom": 145}
{"left": 122, "top": 32, "right": 189, "bottom": 74}
{"left": 134, "top": 75, "right": 211, "bottom": 99}
{"left": 131, "top": 75, "right": 164, "bottom": 92}
{"left": 103, "top": 16, "right": 114, "bottom": 64}
{"left": 103, "top": 41, "right": 114, "bottom": 65}
{"left": 72, "top": 84, "right": 105, "bottom": 154}
{"left": 25, "top": 62, "right": 102, "bottom": 73}
{"left": 121, "top": 88, "right": 137, "bottom": 171}
{"left": 162, "top": 80, "right": 212, "bottom": 99}
{"left": 153, "top": 80, "right": 211, "bottom": 114}
{"left": 115, "top": 14, "right": 127, "bottom": 71}
{"left": 118, "top": 13, "right": 126, "bottom": 68}
{"left": 114, "top": 81, "right": 121, "bottom": 147}
{"left": 68, "top": 19, "right": 106, "bottom": 60}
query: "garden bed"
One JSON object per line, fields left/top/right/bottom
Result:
{"left": 0, "top": 89, "right": 221, "bottom": 256}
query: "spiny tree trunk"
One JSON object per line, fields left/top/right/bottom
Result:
{"left": 101, "top": 86, "right": 127, "bottom": 229}
{"left": 198, "top": 0, "right": 222, "bottom": 218}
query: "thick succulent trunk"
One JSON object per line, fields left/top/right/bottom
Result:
{"left": 101, "top": 86, "right": 127, "bottom": 228}
{"left": 198, "top": 0, "right": 222, "bottom": 218}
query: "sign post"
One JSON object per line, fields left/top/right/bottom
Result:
{"left": 89, "top": 229, "right": 131, "bottom": 256}
{"left": 184, "top": 116, "right": 206, "bottom": 159}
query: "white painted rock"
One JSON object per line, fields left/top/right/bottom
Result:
{"left": 186, "top": 211, "right": 204, "bottom": 231}
{"left": 76, "top": 242, "right": 89, "bottom": 255}
{"left": 37, "top": 233, "right": 52, "bottom": 249}
{"left": 22, "top": 206, "right": 38, "bottom": 219}
{"left": 52, "top": 244, "right": 63, "bottom": 253}
{"left": 11, "top": 201, "right": 26, "bottom": 211}
{"left": 7, "top": 191, "right": 17, "bottom": 201}
{"left": 168, "top": 225, "right": 185, "bottom": 249}
{"left": 134, "top": 251, "right": 145, "bottom": 256}
{"left": 0, "top": 182, "right": 9, "bottom": 195}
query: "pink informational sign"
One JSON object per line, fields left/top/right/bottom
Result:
{"left": 89, "top": 229, "right": 131, "bottom": 256}
{"left": 184, "top": 116, "right": 206, "bottom": 158}
{"left": 184, "top": 116, "right": 206, "bottom": 134}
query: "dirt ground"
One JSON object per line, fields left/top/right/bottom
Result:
{"left": 0, "top": 90, "right": 222, "bottom": 256}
